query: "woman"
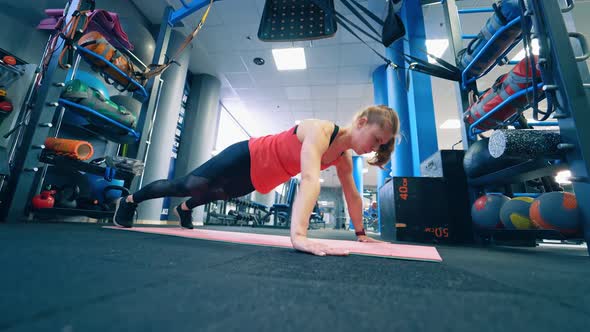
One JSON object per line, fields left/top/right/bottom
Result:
{"left": 114, "top": 105, "right": 400, "bottom": 256}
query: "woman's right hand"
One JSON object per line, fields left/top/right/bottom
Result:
{"left": 291, "top": 236, "right": 350, "bottom": 256}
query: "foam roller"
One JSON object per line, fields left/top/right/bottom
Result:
{"left": 463, "top": 137, "right": 529, "bottom": 178}
{"left": 488, "top": 129, "right": 561, "bottom": 159}
{"left": 44, "top": 137, "right": 94, "bottom": 161}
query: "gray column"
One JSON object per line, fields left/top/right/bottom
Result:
{"left": 169, "top": 74, "right": 221, "bottom": 224}
{"left": 137, "top": 30, "right": 191, "bottom": 221}
{"left": 252, "top": 191, "right": 275, "bottom": 207}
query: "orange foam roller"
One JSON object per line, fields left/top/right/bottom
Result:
{"left": 44, "top": 137, "right": 94, "bottom": 161}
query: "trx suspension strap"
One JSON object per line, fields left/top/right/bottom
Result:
{"left": 312, "top": 0, "right": 462, "bottom": 81}
{"left": 141, "top": 0, "right": 215, "bottom": 81}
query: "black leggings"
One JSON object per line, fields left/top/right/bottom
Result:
{"left": 132, "top": 140, "right": 255, "bottom": 209}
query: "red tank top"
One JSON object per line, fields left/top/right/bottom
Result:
{"left": 249, "top": 125, "right": 341, "bottom": 194}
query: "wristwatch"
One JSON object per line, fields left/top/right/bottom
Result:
{"left": 355, "top": 229, "right": 366, "bottom": 236}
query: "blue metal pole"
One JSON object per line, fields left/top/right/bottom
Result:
{"left": 168, "top": 0, "right": 220, "bottom": 26}
{"left": 401, "top": 2, "right": 439, "bottom": 175}
{"left": 351, "top": 155, "right": 364, "bottom": 231}
{"left": 373, "top": 64, "right": 388, "bottom": 107}
{"left": 373, "top": 64, "right": 391, "bottom": 234}
{"left": 386, "top": 43, "right": 413, "bottom": 177}
{"left": 458, "top": 8, "right": 494, "bottom": 14}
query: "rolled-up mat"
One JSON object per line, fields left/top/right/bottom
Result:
{"left": 104, "top": 227, "right": 443, "bottom": 262}
{"left": 44, "top": 137, "right": 94, "bottom": 160}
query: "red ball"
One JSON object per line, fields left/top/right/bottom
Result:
{"left": 529, "top": 192, "right": 580, "bottom": 236}
{"left": 471, "top": 194, "right": 510, "bottom": 229}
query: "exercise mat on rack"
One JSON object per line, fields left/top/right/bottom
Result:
{"left": 60, "top": 79, "right": 136, "bottom": 129}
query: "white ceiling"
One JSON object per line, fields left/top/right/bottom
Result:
{"left": 130, "top": 0, "right": 589, "bottom": 187}
{"left": 133, "top": 0, "right": 391, "bottom": 187}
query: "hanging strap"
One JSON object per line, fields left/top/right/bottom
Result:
{"left": 339, "top": 0, "right": 383, "bottom": 36}
{"left": 335, "top": 14, "right": 396, "bottom": 67}
{"left": 56, "top": 1, "right": 96, "bottom": 69}
{"left": 403, "top": 39, "right": 461, "bottom": 74}
{"left": 141, "top": 0, "right": 214, "bottom": 81}
{"left": 409, "top": 62, "right": 461, "bottom": 81}
{"left": 334, "top": 13, "right": 382, "bottom": 44}
{"left": 403, "top": 53, "right": 461, "bottom": 81}
{"left": 344, "top": 0, "right": 385, "bottom": 26}
{"left": 311, "top": 0, "right": 465, "bottom": 80}
{"left": 310, "top": 0, "right": 397, "bottom": 68}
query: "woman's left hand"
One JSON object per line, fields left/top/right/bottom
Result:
{"left": 356, "top": 235, "right": 385, "bottom": 243}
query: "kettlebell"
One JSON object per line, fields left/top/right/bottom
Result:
{"left": 54, "top": 184, "right": 80, "bottom": 209}
{"left": 32, "top": 190, "right": 57, "bottom": 209}
{"left": 0, "top": 89, "right": 13, "bottom": 113}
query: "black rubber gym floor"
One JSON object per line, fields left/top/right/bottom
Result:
{"left": 0, "top": 222, "right": 588, "bottom": 331}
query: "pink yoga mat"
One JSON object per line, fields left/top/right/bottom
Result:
{"left": 105, "top": 227, "right": 442, "bottom": 262}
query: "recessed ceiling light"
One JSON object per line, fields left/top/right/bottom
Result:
{"left": 272, "top": 47, "right": 307, "bottom": 71}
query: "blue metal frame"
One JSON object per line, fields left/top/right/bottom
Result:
{"left": 1, "top": 0, "right": 92, "bottom": 222}
{"left": 458, "top": 8, "right": 494, "bottom": 14}
{"left": 468, "top": 83, "right": 545, "bottom": 138}
{"left": 440, "top": 0, "right": 590, "bottom": 250}
{"left": 441, "top": 0, "right": 474, "bottom": 149}
{"left": 461, "top": 16, "right": 524, "bottom": 89}
{"left": 168, "top": 0, "right": 219, "bottom": 26}
{"left": 527, "top": 121, "right": 559, "bottom": 127}
{"left": 487, "top": 192, "right": 542, "bottom": 198}
{"left": 75, "top": 47, "right": 148, "bottom": 100}
{"left": 527, "top": 0, "right": 590, "bottom": 254}
{"left": 402, "top": 0, "right": 438, "bottom": 175}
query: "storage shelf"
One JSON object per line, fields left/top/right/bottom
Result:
{"left": 39, "top": 150, "right": 136, "bottom": 182}
{"left": 461, "top": 16, "right": 526, "bottom": 88}
{"left": 474, "top": 228, "right": 583, "bottom": 241}
{"left": 468, "top": 83, "right": 545, "bottom": 138}
{"left": 33, "top": 207, "right": 114, "bottom": 220}
{"left": 58, "top": 99, "right": 140, "bottom": 144}
{"left": 75, "top": 46, "right": 148, "bottom": 100}
{"left": 468, "top": 158, "right": 568, "bottom": 186}
{"left": 0, "top": 60, "right": 25, "bottom": 77}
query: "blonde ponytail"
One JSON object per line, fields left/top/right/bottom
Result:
{"left": 353, "top": 105, "right": 400, "bottom": 168}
